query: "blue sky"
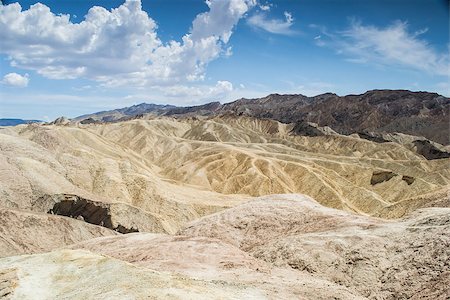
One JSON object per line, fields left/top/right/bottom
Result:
{"left": 0, "top": 0, "right": 448, "bottom": 120}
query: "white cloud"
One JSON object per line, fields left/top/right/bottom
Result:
{"left": 320, "top": 21, "right": 449, "bottom": 76}
{"left": 0, "top": 0, "right": 255, "bottom": 89}
{"left": 1, "top": 72, "right": 29, "bottom": 87}
{"left": 116, "top": 80, "right": 233, "bottom": 105}
{"left": 159, "top": 80, "right": 233, "bottom": 99}
{"left": 259, "top": 3, "right": 271, "bottom": 11}
{"left": 313, "top": 34, "right": 326, "bottom": 47}
{"left": 247, "top": 10, "right": 296, "bottom": 35}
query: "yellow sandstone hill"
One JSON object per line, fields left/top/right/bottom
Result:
{"left": 1, "top": 116, "right": 448, "bottom": 225}
{"left": 0, "top": 116, "right": 449, "bottom": 299}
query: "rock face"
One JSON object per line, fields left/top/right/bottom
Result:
{"left": 413, "top": 139, "right": 450, "bottom": 160}
{"left": 34, "top": 194, "right": 171, "bottom": 234}
{"left": 79, "top": 117, "right": 98, "bottom": 124}
{"left": 47, "top": 116, "right": 70, "bottom": 125}
{"left": 402, "top": 175, "right": 415, "bottom": 185}
{"left": 357, "top": 131, "right": 389, "bottom": 143}
{"left": 290, "top": 121, "right": 338, "bottom": 137}
{"left": 370, "top": 170, "right": 397, "bottom": 185}
{"left": 0, "top": 207, "right": 117, "bottom": 258}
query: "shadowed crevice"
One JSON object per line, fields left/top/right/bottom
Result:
{"left": 47, "top": 195, "right": 138, "bottom": 234}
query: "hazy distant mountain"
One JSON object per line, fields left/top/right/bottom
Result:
{"left": 0, "top": 118, "right": 42, "bottom": 126}
{"left": 73, "top": 103, "right": 176, "bottom": 122}
{"left": 75, "top": 90, "right": 450, "bottom": 145}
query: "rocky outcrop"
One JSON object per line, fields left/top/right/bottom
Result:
{"left": 48, "top": 197, "right": 131, "bottom": 232}
{"left": 413, "top": 140, "right": 450, "bottom": 160}
{"left": 0, "top": 206, "right": 117, "bottom": 257}
{"left": 356, "top": 131, "right": 450, "bottom": 161}
{"left": 48, "top": 116, "right": 70, "bottom": 125}
{"left": 357, "top": 131, "right": 389, "bottom": 143}
{"left": 402, "top": 175, "right": 415, "bottom": 185}
{"left": 370, "top": 170, "right": 397, "bottom": 185}
{"left": 33, "top": 194, "right": 170, "bottom": 234}
{"left": 290, "top": 121, "right": 337, "bottom": 137}
{"left": 79, "top": 117, "right": 98, "bottom": 124}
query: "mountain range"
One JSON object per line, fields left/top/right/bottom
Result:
{"left": 74, "top": 90, "right": 450, "bottom": 145}
{"left": 0, "top": 118, "right": 42, "bottom": 126}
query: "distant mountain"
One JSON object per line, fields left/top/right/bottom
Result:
{"left": 73, "top": 103, "right": 176, "bottom": 122}
{"left": 164, "top": 101, "right": 222, "bottom": 116}
{"left": 218, "top": 90, "right": 450, "bottom": 145}
{"left": 0, "top": 118, "right": 42, "bottom": 126}
{"left": 74, "top": 90, "right": 450, "bottom": 145}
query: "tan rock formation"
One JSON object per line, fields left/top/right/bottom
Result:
{"left": 180, "top": 194, "right": 450, "bottom": 299}
{"left": 0, "top": 207, "right": 117, "bottom": 258}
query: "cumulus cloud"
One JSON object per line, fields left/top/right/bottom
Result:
{"left": 0, "top": 0, "right": 255, "bottom": 90}
{"left": 316, "top": 21, "right": 449, "bottom": 76}
{"left": 159, "top": 80, "right": 233, "bottom": 98}
{"left": 120, "top": 80, "right": 233, "bottom": 105}
{"left": 247, "top": 10, "right": 296, "bottom": 35}
{"left": 1, "top": 72, "right": 29, "bottom": 87}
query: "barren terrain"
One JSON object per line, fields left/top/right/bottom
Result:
{"left": 0, "top": 113, "right": 449, "bottom": 299}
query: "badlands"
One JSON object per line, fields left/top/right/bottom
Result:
{"left": 0, "top": 106, "right": 449, "bottom": 299}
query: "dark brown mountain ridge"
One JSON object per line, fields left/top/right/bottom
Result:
{"left": 75, "top": 89, "right": 450, "bottom": 145}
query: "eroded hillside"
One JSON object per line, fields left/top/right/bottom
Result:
{"left": 0, "top": 116, "right": 449, "bottom": 299}
{"left": 1, "top": 116, "right": 448, "bottom": 223}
